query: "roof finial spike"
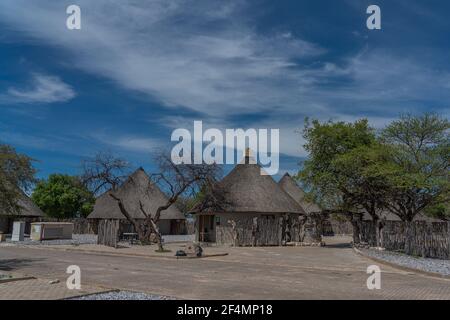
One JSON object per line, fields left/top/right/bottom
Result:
{"left": 242, "top": 148, "right": 256, "bottom": 164}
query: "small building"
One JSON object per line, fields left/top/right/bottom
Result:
{"left": 278, "top": 173, "right": 321, "bottom": 214}
{"left": 30, "top": 222, "right": 73, "bottom": 241}
{"left": 87, "top": 168, "right": 186, "bottom": 236}
{"left": 191, "top": 151, "right": 306, "bottom": 246}
{"left": 278, "top": 173, "right": 326, "bottom": 240}
{"left": 0, "top": 192, "right": 44, "bottom": 235}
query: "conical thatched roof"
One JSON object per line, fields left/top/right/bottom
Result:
{"left": 0, "top": 191, "right": 44, "bottom": 217}
{"left": 194, "top": 154, "right": 305, "bottom": 214}
{"left": 87, "top": 168, "right": 185, "bottom": 220}
{"left": 278, "top": 173, "right": 321, "bottom": 214}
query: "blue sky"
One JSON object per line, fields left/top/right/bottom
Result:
{"left": 0, "top": 0, "right": 449, "bottom": 180}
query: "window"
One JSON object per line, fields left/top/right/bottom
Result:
{"left": 215, "top": 216, "right": 221, "bottom": 226}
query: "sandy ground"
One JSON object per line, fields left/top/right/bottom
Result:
{"left": 1, "top": 236, "right": 450, "bottom": 300}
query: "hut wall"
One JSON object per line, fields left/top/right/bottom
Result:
{"left": 44, "top": 218, "right": 97, "bottom": 234}
{"left": 169, "top": 219, "right": 187, "bottom": 235}
{"left": 212, "top": 213, "right": 307, "bottom": 246}
{"left": 0, "top": 217, "right": 9, "bottom": 233}
{"left": 89, "top": 218, "right": 186, "bottom": 237}
{"left": 158, "top": 220, "right": 170, "bottom": 235}
{"left": 97, "top": 219, "right": 119, "bottom": 248}
{"left": 329, "top": 218, "right": 353, "bottom": 235}
{"left": 0, "top": 217, "right": 41, "bottom": 234}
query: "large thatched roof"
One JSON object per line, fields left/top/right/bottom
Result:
{"left": 193, "top": 155, "right": 305, "bottom": 215}
{"left": 278, "top": 173, "right": 321, "bottom": 214}
{"left": 0, "top": 192, "right": 44, "bottom": 217}
{"left": 87, "top": 168, "right": 185, "bottom": 220}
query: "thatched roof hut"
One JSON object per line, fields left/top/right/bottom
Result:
{"left": 278, "top": 173, "right": 321, "bottom": 214}
{"left": 87, "top": 168, "right": 185, "bottom": 221}
{"left": 0, "top": 192, "right": 44, "bottom": 234}
{"left": 0, "top": 191, "right": 44, "bottom": 218}
{"left": 193, "top": 154, "right": 305, "bottom": 215}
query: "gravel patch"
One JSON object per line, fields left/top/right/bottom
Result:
{"left": 360, "top": 248, "right": 450, "bottom": 276}
{"left": 71, "top": 290, "right": 176, "bottom": 300}
{"left": 0, "top": 274, "right": 12, "bottom": 280}
{"left": 3, "top": 234, "right": 98, "bottom": 246}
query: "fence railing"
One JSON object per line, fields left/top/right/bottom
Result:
{"left": 97, "top": 219, "right": 119, "bottom": 248}
{"left": 360, "top": 220, "right": 450, "bottom": 259}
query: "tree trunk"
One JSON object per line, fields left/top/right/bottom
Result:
{"left": 351, "top": 215, "right": 361, "bottom": 245}
{"left": 377, "top": 219, "right": 385, "bottom": 248}
{"left": 110, "top": 193, "right": 147, "bottom": 242}
{"left": 404, "top": 220, "right": 414, "bottom": 255}
{"left": 370, "top": 218, "right": 378, "bottom": 247}
{"left": 148, "top": 218, "right": 164, "bottom": 251}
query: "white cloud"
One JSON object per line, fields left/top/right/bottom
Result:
{"left": 91, "top": 132, "right": 162, "bottom": 153}
{"left": 0, "top": 0, "right": 324, "bottom": 115}
{"left": 1, "top": 73, "right": 76, "bottom": 104}
{"left": 1, "top": 1, "right": 449, "bottom": 159}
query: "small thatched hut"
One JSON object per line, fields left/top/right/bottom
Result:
{"left": 0, "top": 192, "right": 44, "bottom": 235}
{"left": 191, "top": 151, "right": 306, "bottom": 246}
{"left": 278, "top": 173, "right": 327, "bottom": 240}
{"left": 279, "top": 173, "right": 360, "bottom": 236}
{"left": 87, "top": 168, "right": 186, "bottom": 236}
{"left": 278, "top": 173, "right": 321, "bottom": 214}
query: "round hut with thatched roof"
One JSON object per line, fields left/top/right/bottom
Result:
{"left": 0, "top": 191, "right": 44, "bottom": 235}
{"left": 191, "top": 150, "right": 306, "bottom": 246}
{"left": 87, "top": 168, "right": 186, "bottom": 237}
{"left": 278, "top": 173, "right": 327, "bottom": 242}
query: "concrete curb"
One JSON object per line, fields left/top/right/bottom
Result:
{"left": 353, "top": 246, "right": 450, "bottom": 280}
{"left": 17, "top": 245, "right": 229, "bottom": 260}
{"left": 0, "top": 276, "right": 36, "bottom": 284}
{"left": 61, "top": 289, "right": 120, "bottom": 300}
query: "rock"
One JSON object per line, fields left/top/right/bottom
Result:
{"left": 185, "top": 243, "right": 203, "bottom": 257}
{"left": 194, "top": 244, "right": 203, "bottom": 257}
{"left": 175, "top": 250, "right": 187, "bottom": 257}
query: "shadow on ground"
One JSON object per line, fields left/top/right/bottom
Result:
{"left": 324, "top": 242, "right": 352, "bottom": 249}
{"left": 0, "top": 258, "right": 41, "bottom": 271}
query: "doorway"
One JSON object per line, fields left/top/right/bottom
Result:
{"left": 198, "top": 215, "right": 215, "bottom": 242}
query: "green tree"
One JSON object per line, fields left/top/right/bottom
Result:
{"left": 0, "top": 144, "right": 36, "bottom": 214}
{"left": 298, "top": 118, "right": 377, "bottom": 210}
{"left": 297, "top": 118, "right": 386, "bottom": 244}
{"left": 32, "top": 174, "right": 95, "bottom": 218}
{"left": 378, "top": 113, "right": 449, "bottom": 254}
{"left": 424, "top": 203, "right": 449, "bottom": 221}
{"left": 380, "top": 113, "right": 449, "bottom": 222}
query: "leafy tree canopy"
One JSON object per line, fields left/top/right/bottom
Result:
{"left": 0, "top": 144, "right": 36, "bottom": 214}
{"left": 379, "top": 113, "right": 450, "bottom": 221}
{"left": 298, "top": 118, "right": 377, "bottom": 213}
{"left": 32, "top": 174, "right": 95, "bottom": 218}
{"left": 298, "top": 113, "right": 449, "bottom": 222}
